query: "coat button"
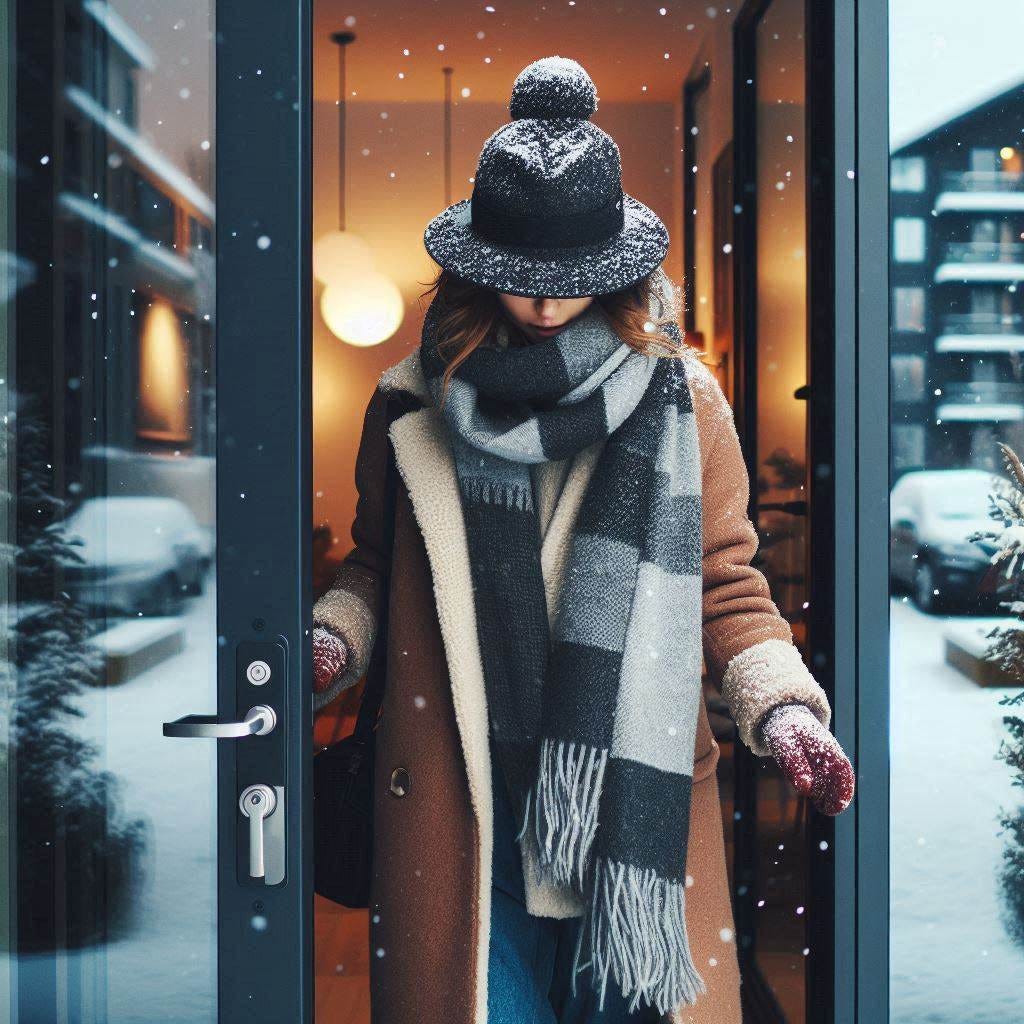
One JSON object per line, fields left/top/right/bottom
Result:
{"left": 389, "top": 767, "right": 410, "bottom": 797}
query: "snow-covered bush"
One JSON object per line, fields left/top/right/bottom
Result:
{"left": 968, "top": 440, "right": 1024, "bottom": 945}
{"left": 3, "top": 399, "right": 148, "bottom": 951}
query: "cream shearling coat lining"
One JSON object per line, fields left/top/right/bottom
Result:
{"left": 721, "top": 637, "right": 831, "bottom": 757}
{"left": 313, "top": 348, "right": 832, "bottom": 1024}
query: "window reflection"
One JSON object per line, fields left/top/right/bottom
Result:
{"left": 2, "top": 1, "right": 218, "bottom": 1019}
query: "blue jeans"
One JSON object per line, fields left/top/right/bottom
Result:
{"left": 488, "top": 757, "right": 661, "bottom": 1024}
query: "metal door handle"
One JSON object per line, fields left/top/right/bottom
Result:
{"left": 162, "top": 704, "right": 277, "bottom": 738}
{"left": 239, "top": 784, "right": 277, "bottom": 878}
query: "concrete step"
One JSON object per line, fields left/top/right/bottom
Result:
{"left": 87, "top": 617, "right": 186, "bottom": 685}
{"left": 943, "top": 617, "right": 1021, "bottom": 687}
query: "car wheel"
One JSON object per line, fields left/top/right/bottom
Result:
{"left": 913, "top": 559, "right": 939, "bottom": 614}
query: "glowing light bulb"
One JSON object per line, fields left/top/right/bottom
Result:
{"left": 320, "top": 272, "right": 404, "bottom": 347}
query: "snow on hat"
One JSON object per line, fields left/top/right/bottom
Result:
{"left": 423, "top": 56, "right": 669, "bottom": 298}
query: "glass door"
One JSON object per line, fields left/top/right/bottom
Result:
{"left": 732, "top": 1, "right": 837, "bottom": 1020}
{"left": 1, "top": 2, "right": 311, "bottom": 1021}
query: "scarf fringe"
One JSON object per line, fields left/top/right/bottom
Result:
{"left": 518, "top": 744, "right": 707, "bottom": 1016}
{"left": 578, "top": 857, "right": 708, "bottom": 1017}
{"left": 459, "top": 475, "right": 533, "bottom": 512}
{"left": 523, "top": 737, "right": 608, "bottom": 893}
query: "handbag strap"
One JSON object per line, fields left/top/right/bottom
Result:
{"left": 351, "top": 395, "right": 399, "bottom": 742}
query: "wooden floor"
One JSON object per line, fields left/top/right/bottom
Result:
{"left": 315, "top": 896, "right": 371, "bottom": 1024}
{"left": 314, "top": 687, "right": 371, "bottom": 1023}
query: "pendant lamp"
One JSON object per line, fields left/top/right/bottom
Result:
{"left": 317, "top": 30, "right": 403, "bottom": 347}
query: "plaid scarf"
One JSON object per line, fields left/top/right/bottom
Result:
{"left": 419, "top": 289, "right": 707, "bottom": 1015}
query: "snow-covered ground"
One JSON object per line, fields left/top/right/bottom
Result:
{"left": 890, "top": 596, "right": 1024, "bottom": 1022}
{"left": 19, "top": 580, "right": 219, "bottom": 1023}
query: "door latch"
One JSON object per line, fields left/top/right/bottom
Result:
{"left": 239, "top": 783, "right": 285, "bottom": 883}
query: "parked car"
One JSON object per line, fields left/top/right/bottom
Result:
{"left": 58, "top": 496, "right": 214, "bottom": 617}
{"left": 890, "top": 469, "right": 1001, "bottom": 614}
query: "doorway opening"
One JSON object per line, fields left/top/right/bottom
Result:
{"left": 310, "top": 3, "right": 832, "bottom": 1021}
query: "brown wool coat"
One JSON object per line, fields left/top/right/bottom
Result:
{"left": 313, "top": 347, "right": 832, "bottom": 1024}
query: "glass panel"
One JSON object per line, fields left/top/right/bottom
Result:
{"left": 2, "top": 2, "right": 217, "bottom": 1020}
{"left": 751, "top": 0, "right": 809, "bottom": 1018}
{"left": 890, "top": 4, "right": 1024, "bottom": 1020}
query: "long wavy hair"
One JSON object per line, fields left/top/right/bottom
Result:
{"left": 418, "top": 267, "right": 694, "bottom": 410}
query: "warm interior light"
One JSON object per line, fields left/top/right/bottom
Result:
{"left": 313, "top": 229, "right": 374, "bottom": 286}
{"left": 1001, "top": 146, "right": 1016, "bottom": 161}
{"left": 137, "top": 297, "right": 190, "bottom": 442}
{"left": 320, "top": 272, "right": 405, "bottom": 347}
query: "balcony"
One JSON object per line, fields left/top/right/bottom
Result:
{"left": 934, "top": 241, "right": 1024, "bottom": 284}
{"left": 944, "top": 240, "right": 1024, "bottom": 261}
{"left": 935, "top": 312, "right": 1024, "bottom": 352}
{"left": 935, "top": 380, "right": 1024, "bottom": 422}
{"left": 943, "top": 170, "right": 1024, "bottom": 192}
{"left": 935, "top": 170, "right": 1024, "bottom": 213}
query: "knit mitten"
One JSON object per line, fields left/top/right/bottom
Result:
{"left": 760, "top": 702, "right": 855, "bottom": 816}
{"left": 313, "top": 625, "right": 349, "bottom": 694}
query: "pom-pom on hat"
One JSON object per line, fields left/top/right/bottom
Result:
{"left": 423, "top": 56, "right": 669, "bottom": 298}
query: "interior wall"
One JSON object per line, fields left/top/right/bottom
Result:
{"left": 686, "top": 13, "right": 736, "bottom": 367}
{"left": 313, "top": 13, "right": 739, "bottom": 556}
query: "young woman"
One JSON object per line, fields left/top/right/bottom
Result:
{"left": 312, "top": 56, "right": 854, "bottom": 1024}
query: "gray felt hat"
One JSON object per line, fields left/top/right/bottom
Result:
{"left": 423, "top": 56, "right": 669, "bottom": 299}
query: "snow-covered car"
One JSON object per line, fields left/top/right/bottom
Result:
{"left": 57, "top": 496, "right": 214, "bottom": 617}
{"left": 890, "top": 468, "right": 1000, "bottom": 614}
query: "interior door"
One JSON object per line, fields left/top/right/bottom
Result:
{"left": 1, "top": 2, "right": 312, "bottom": 1021}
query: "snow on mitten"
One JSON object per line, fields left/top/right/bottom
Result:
{"left": 313, "top": 625, "right": 349, "bottom": 694}
{"left": 760, "top": 702, "right": 855, "bottom": 816}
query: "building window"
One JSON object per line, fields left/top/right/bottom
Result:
{"left": 890, "top": 155, "right": 925, "bottom": 192}
{"left": 891, "top": 354, "right": 926, "bottom": 401}
{"left": 893, "top": 286, "right": 926, "bottom": 332}
{"left": 132, "top": 170, "right": 176, "bottom": 248}
{"left": 135, "top": 295, "right": 192, "bottom": 446}
{"left": 970, "top": 147, "right": 998, "bottom": 172}
{"left": 893, "top": 217, "right": 925, "bottom": 262}
{"left": 892, "top": 424, "right": 926, "bottom": 470}
{"left": 189, "top": 216, "right": 213, "bottom": 253}
{"left": 971, "top": 287, "right": 1000, "bottom": 314}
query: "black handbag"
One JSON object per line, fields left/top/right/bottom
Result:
{"left": 313, "top": 409, "right": 398, "bottom": 909}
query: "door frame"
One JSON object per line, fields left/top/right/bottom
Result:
{"left": 215, "top": 1, "right": 313, "bottom": 1019}
{"left": 833, "top": 1, "right": 890, "bottom": 1022}
{"left": 731, "top": 1, "right": 890, "bottom": 1021}
{"left": 211, "top": 0, "right": 892, "bottom": 1020}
